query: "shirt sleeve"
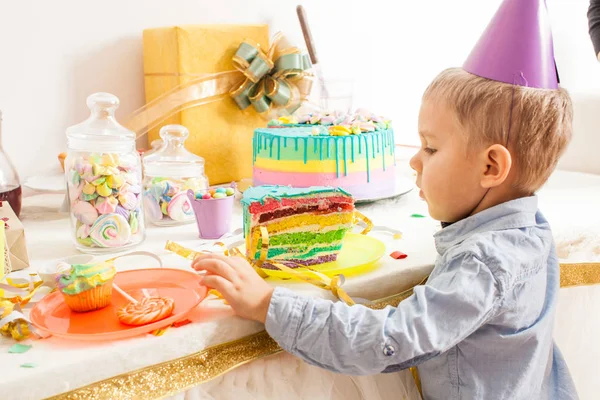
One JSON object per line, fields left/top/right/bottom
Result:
{"left": 589, "top": 0, "right": 600, "bottom": 56}
{"left": 264, "top": 252, "right": 501, "bottom": 375}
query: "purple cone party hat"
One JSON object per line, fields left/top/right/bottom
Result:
{"left": 463, "top": 0, "right": 559, "bottom": 89}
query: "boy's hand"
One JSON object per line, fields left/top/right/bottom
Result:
{"left": 192, "top": 253, "right": 274, "bottom": 323}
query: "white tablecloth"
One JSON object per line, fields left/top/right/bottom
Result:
{"left": 1, "top": 169, "right": 599, "bottom": 400}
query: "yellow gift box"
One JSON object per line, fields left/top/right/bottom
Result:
{"left": 142, "top": 25, "right": 270, "bottom": 184}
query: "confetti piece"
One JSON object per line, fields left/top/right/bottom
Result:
{"left": 20, "top": 363, "right": 37, "bottom": 368}
{"left": 411, "top": 214, "right": 425, "bottom": 218}
{"left": 390, "top": 251, "right": 408, "bottom": 260}
{"left": 8, "top": 344, "right": 32, "bottom": 354}
{"left": 393, "top": 233, "right": 402, "bottom": 240}
{"left": 151, "top": 327, "right": 169, "bottom": 337}
{"left": 172, "top": 319, "right": 192, "bottom": 328}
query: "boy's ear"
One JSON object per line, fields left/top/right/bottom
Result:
{"left": 481, "top": 144, "right": 512, "bottom": 188}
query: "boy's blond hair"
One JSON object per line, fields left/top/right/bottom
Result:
{"left": 423, "top": 68, "right": 573, "bottom": 193}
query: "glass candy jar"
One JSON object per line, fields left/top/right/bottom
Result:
{"left": 143, "top": 125, "right": 208, "bottom": 226}
{"left": 65, "top": 93, "right": 145, "bottom": 253}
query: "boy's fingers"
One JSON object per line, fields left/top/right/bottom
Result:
{"left": 195, "top": 252, "right": 240, "bottom": 270}
{"left": 201, "top": 275, "right": 234, "bottom": 296}
{"left": 193, "top": 259, "right": 237, "bottom": 283}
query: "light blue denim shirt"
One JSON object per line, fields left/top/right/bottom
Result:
{"left": 265, "top": 196, "right": 578, "bottom": 400}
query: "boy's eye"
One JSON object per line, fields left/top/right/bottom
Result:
{"left": 423, "top": 147, "right": 437, "bottom": 155}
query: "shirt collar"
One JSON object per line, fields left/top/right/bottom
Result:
{"left": 433, "top": 196, "right": 538, "bottom": 255}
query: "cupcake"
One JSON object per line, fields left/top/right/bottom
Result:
{"left": 56, "top": 261, "right": 116, "bottom": 312}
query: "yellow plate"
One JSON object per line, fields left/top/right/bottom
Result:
{"left": 243, "top": 233, "right": 386, "bottom": 280}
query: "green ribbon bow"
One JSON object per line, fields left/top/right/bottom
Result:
{"left": 230, "top": 33, "right": 313, "bottom": 114}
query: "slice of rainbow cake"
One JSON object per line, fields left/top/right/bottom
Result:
{"left": 241, "top": 185, "right": 355, "bottom": 268}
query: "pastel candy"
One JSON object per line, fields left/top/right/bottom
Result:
{"left": 72, "top": 201, "right": 98, "bottom": 226}
{"left": 356, "top": 108, "right": 372, "bottom": 118}
{"left": 212, "top": 192, "right": 226, "bottom": 199}
{"left": 128, "top": 184, "right": 142, "bottom": 194}
{"left": 81, "top": 192, "right": 98, "bottom": 202}
{"left": 115, "top": 205, "right": 131, "bottom": 221}
{"left": 95, "top": 196, "right": 118, "bottom": 215}
{"left": 74, "top": 161, "right": 85, "bottom": 175}
{"left": 143, "top": 196, "right": 163, "bottom": 222}
{"left": 201, "top": 193, "right": 211, "bottom": 200}
{"left": 148, "top": 184, "right": 163, "bottom": 201}
{"left": 106, "top": 175, "right": 124, "bottom": 189}
{"left": 69, "top": 183, "right": 84, "bottom": 203}
{"left": 83, "top": 183, "right": 96, "bottom": 195}
{"left": 96, "top": 183, "right": 112, "bottom": 197}
{"left": 358, "top": 122, "right": 376, "bottom": 132}
{"left": 91, "top": 176, "right": 106, "bottom": 186}
{"left": 215, "top": 187, "right": 226, "bottom": 193}
{"left": 167, "top": 192, "right": 194, "bottom": 221}
{"left": 118, "top": 192, "right": 138, "bottom": 210}
{"left": 68, "top": 170, "right": 80, "bottom": 186}
{"left": 101, "top": 154, "right": 119, "bottom": 167}
{"left": 77, "top": 236, "right": 95, "bottom": 247}
{"left": 125, "top": 172, "right": 139, "bottom": 185}
{"left": 225, "top": 188, "right": 235, "bottom": 196}
{"left": 77, "top": 224, "right": 91, "bottom": 239}
{"left": 320, "top": 115, "right": 336, "bottom": 125}
{"left": 129, "top": 212, "right": 139, "bottom": 235}
{"left": 161, "top": 201, "right": 168, "bottom": 215}
{"left": 89, "top": 214, "right": 131, "bottom": 248}
{"left": 297, "top": 114, "right": 311, "bottom": 124}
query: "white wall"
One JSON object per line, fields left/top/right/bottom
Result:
{"left": 0, "top": 0, "right": 598, "bottom": 181}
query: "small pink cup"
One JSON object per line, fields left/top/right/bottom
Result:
{"left": 187, "top": 190, "right": 234, "bottom": 239}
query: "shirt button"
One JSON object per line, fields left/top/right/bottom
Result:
{"left": 383, "top": 344, "right": 395, "bottom": 356}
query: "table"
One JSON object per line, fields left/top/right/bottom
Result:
{"left": 1, "top": 169, "right": 599, "bottom": 400}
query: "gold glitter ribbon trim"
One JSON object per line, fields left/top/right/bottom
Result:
{"left": 559, "top": 262, "right": 600, "bottom": 288}
{"left": 46, "top": 278, "right": 425, "bottom": 400}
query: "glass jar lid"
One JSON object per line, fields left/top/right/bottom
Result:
{"left": 66, "top": 93, "right": 135, "bottom": 151}
{"left": 143, "top": 124, "right": 205, "bottom": 178}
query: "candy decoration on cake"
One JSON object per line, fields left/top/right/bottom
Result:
{"left": 117, "top": 296, "right": 175, "bottom": 326}
{"left": 254, "top": 110, "right": 396, "bottom": 201}
{"left": 89, "top": 214, "right": 132, "bottom": 248}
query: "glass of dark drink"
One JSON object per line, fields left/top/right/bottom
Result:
{"left": 0, "top": 111, "right": 22, "bottom": 217}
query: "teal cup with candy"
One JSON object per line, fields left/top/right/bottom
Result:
{"left": 187, "top": 187, "right": 235, "bottom": 239}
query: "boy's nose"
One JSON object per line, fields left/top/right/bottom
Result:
{"left": 409, "top": 151, "right": 421, "bottom": 172}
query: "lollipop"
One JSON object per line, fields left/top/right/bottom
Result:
{"left": 89, "top": 214, "right": 131, "bottom": 248}
{"left": 113, "top": 286, "right": 175, "bottom": 326}
{"left": 167, "top": 192, "right": 194, "bottom": 221}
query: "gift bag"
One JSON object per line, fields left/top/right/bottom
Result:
{"left": 0, "top": 201, "right": 29, "bottom": 272}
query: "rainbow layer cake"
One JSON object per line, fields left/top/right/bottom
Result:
{"left": 252, "top": 109, "right": 396, "bottom": 201}
{"left": 241, "top": 185, "right": 355, "bottom": 269}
